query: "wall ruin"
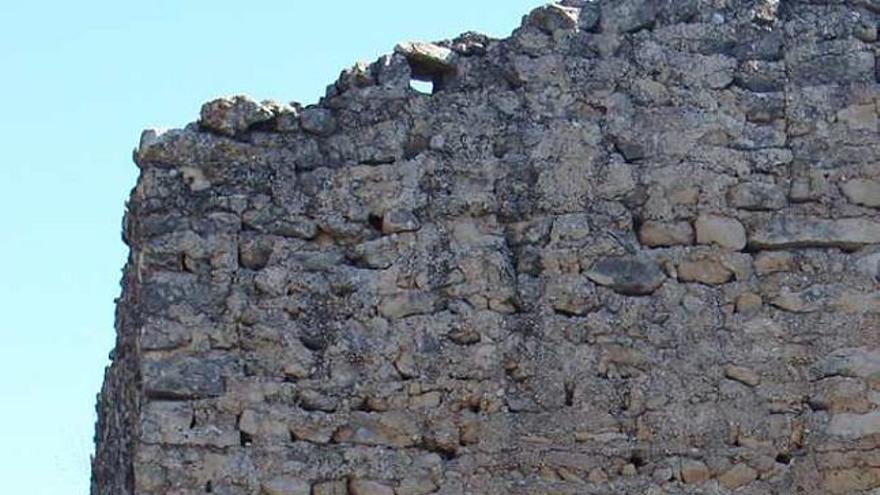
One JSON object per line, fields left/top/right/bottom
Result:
{"left": 93, "top": 1, "right": 880, "bottom": 493}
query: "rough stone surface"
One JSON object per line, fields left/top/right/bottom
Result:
{"left": 695, "top": 215, "right": 747, "bottom": 251}
{"left": 93, "top": 2, "right": 880, "bottom": 495}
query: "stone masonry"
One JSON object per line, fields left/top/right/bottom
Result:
{"left": 93, "top": 1, "right": 880, "bottom": 493}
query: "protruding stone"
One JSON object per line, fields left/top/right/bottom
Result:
{"left": 381, "top": 209, "right": 421, "bottom": 234}
{"left": 638, "top": 221, "right": 695, "bottom": 247}
{"left": 586, "top": 256, "right": 666, "bottom": 296}
{"left": 200, "top": 95, "right": 274, "bottom": 137}
{"left": 681, "top": 459, "right": 711, "bottom": 484}
{"left": 749, "top": 218, "right": 880, "bottom": 251}
{"left": 300, "top": 107, "right": 337, "bottom": 136}
{"left": 695, "top": 215, "right": 747, "bottom": 251}
{"left": 239, "top": 237, "right": 274, "bottom": 271}
{"left": 395, "top": 41, "right": 456, "bottom": 78}
{"left": 727, "top": 182, "right": 786, "bottom": 211}
{"left": 841, "top": 179, "right": 880, "bottom": 208}
{"left": 677, "top": 258, "right": 734, "bottom": 285}
{"left": 724, "top": 365, "right": 761, "bottom": 387}
{"left": 524, "top": 4, "right": 580, "bottom": 34}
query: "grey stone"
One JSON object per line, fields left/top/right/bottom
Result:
{"left": 749, "top": 218, "right": 880, "bottom": 251}
{"left": 841, "top": 179, "right": 880, "bottom": 208}
{"left": 299, "top": 107, "right": 337, "bottom": 136}
{"left": 142, "top": 355, "right": 235, "bottom": 400}
{"left": 586, "top": 256, "right": 665, "bottom": 296}
{"left": 95, "top": 3, "right": 880, "bottom": 494}
{"left": 695, "top": 215, "right": 747, "bottom": 251}
{"left": 727, "top": 181, "right": 786, "bottom": 211}
{"left": 524, "top": 4, "right": 580, "bottom": 34}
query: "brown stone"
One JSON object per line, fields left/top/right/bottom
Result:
{"left": 638, "top": 221, "right": 695, "bottom": 247}
{"left": 678, "top": 259, "right": 734, "bottom": 285}
{"left": 724, "top": 365, "right": 761, "bottom": 387}
{"left": 681, "top": 459, "right": 711, "bottom": 484}
{"left": 718, "top": 463, "right": 758, "bottom": 490}
{"left": 349, "top": 479, "right": 395, "bottom": 495}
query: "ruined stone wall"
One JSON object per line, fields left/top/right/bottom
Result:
{"left": 93, "top": 1, "right": 880, "bottom": 493}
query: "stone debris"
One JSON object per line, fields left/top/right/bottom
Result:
{"left": 93, "top": 2, "right": 880, "bottom": 495}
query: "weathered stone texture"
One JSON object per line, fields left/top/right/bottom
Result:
{"left": 93, "top": 1, "right": 880, "bottom": 494}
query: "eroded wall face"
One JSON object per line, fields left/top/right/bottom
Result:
{"left": 93, "top": 1, "right": 880, "bottom": 494}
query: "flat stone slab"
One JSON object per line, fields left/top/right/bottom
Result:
{"left": 748, "top": 217, "right": 880, "bottom": 251}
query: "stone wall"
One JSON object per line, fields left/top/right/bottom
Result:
{"left": 93, "top": 1, "right": 880, "bottom": 493}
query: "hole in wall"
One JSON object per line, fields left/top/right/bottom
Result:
{"left": 367, "top": 213, "right": 384, "bottom": 232}
{"left": 205, "top": 481, "right": 213, "bottom": 493}
{"left": 410, "top": 79, "right": 434, "bottom": 94}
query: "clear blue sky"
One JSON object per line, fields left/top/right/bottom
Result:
{"left": 0, "top": 1, "right": 543, "bottom": 493}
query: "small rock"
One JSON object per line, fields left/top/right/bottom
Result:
{"left": 239, "top": 238, "right": 274, "bottom": 271}
{"left": 653, "top": 465, "right": 674, "bottom": 483}
{"left": 638, "top": 221, "right": 695, "bottom": 247}
{"left": 525, "top": 4, "right": 581, "bottom": 34}
{"left": 678, "top": 259, "right": 734, "bottom": 285}
{"left": 550, "top": 213, "right": 591, "bottom": 245}
{"left": 855, "top": 21, "right": 879, "bottom": 42}
{"left": 736, "top": 292, "right": 763, "bottom": 314}
{"left": 771, "top": 286, "right": 827, "bottom": 313}
{"left": 379, "top": 291, "right": 437, "bottom": 319}
{"left": 585, "top": 255, "right": 666, "bottom": 296}
{"left": 718, "top": 463, "right": 758, "bottom": 490}
{"left": 298, "top": 389, "right": 338, "bottom": 412}
{"left": 727, "top": 182, "right": 786, "bottom": 211}
{"left": 299, "top": 107, "right": 337, "bottom": 136}
{"left": 681, "top": 459, "right": 711, "bottom": 484}
{"left": 349, "top": 479, "right": 395, "bottom": 495}
{"left": 395, "top": 41, "right": 456, "bottom": 78}
{"left": 841, "top": 179, "right": 880, "bottom": 208}
{"left": 587, "top": 468, "right": 609, "bottom": 484}
{"left": 200, "top": 95, "right": 274, "bottom": 137}
{"left": 261, "top": 477, "right": 310, "bottom": 495}
{"left": 753, "top": 251, "right": 793, "bottom": 275}
{"left": 695, "top": 215, "right": 747, "bottom": 251}
{"left": 724, "top": 365, "right": 761, "bottom": 387}
{"left": 381, "top": 209, "right": 421, "bottom": 234}
{"left": 749, "top": 218, "right": 880, "bottom": 251}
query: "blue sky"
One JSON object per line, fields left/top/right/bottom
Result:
{"left": 0, "top": 1, "right": 543, "bottom": 493}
